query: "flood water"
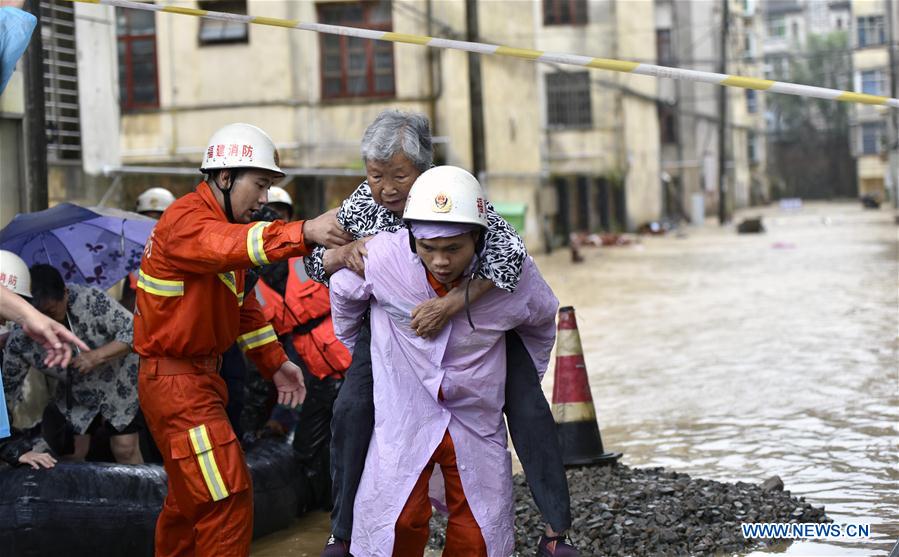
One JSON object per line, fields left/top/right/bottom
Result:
{"left": 252, "top": 202, "right": 898, "bottom": 556}
{"left": 538, "top": 202, "right": 898, "bottom": 555}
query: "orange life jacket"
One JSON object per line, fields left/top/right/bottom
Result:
{"left": 255, "top": 257, "right": 351, "bottom": 380}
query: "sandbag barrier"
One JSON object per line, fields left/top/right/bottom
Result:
{"left": 0, "top": 439, "right": 307, "bottom": 557}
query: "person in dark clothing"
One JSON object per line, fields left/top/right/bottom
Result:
{"left": 247, "top": 199, "right": 347, "bottom": 511}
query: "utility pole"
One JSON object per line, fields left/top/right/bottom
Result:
{"left": 465, "top": 0, "right": 487, "bottom": 180}
{"left": 22, "top": 0, "right": 48, "bottom": 213}
{"left": 886, "top": 0, "right": 899, "bottom": 209}
{"left": 671, "top": 0, "right": 687, "bottom": 222}
{"left": 717, "top": 0, "right": 730, "bottom": 225}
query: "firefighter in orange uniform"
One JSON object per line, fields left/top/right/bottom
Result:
{"left": 133, "top": 123, "right": 351, "bottom": 557}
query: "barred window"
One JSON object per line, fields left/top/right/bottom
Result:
{"left": 42, "top": 1, "right": 81, "bottom": 161}
{"left": 545, "top": 71, "right": 591, "bottom": 128}
{"left": 748, "top": 131, "right": 759, "bottom": 163}
{"left": 861, "top": 70, "right": 885, "bottom": 96}
{"left": 860, "top": 122, "right": 884, "bottom": 155}
{"left": 543, "top": 0, "right": 587, "bottom": 26}
{"left": 198, "top": 0, "right": 248, "bottom": 45}
{"left": 657, "top": 29, "right": 672, "bottom": 65}
{"left": 768, "top": 16, "right": 786, "bottom": 38}
{"left": 856, "top": 15, "right": 885, "bottom": 48}
{"left": 658, "top": 104, "right": 677, "bottom": 144}
{"left": 746, "top": 89, "right": 757, "bottom": 113}
{"left": 317, "top": 1, "right": 394, "bottom": 100}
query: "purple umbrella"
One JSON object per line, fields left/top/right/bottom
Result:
{"left": 0, "top": 203, "right": 156, "bottom": 290}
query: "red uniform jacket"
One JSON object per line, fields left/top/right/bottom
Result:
{"left": 254, "top": 258, "right": 351, "bottom": 379}
{"left": 133, "top": 181, "right": 312, "bottom": 379}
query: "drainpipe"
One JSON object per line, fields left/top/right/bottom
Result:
{"left": 717, "top": 0, "right": 730, "bottom": 225}
{"left": 425, "top": 0, "right": 440, "bottom": 147}
{"left": 465, "top": 0, "right": 486, "bottom": 180}
{"left": 23, "top": 0, "right": 48, "bottom": 213}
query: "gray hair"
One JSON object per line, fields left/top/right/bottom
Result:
{"left": 360, "top": 110, "right": 432, "bottom": 172}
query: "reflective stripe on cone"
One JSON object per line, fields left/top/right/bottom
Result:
{"left": 551, "top": 306, "right": 621, "bottom": 466}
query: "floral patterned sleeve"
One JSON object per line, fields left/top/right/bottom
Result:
{"left": 480, "top": 202, "right": 527, "bottom": 292}
{"left": 85, "top": 287, "right": 133, "bottom": 346}
{"left": 1, "top": 329, "right": 42, "bottom": 409}
{"left": 305, "top": 180, "right": 404, "bottom": 285}
{"left": 304, "top": 244, "right": 330, "bottom": 285}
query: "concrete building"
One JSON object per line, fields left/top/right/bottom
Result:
{"left": 655, "top": 0, "right": 769, "bottom": 221}
{"left": 536, "top": 0, "right": 661, "bottom": 236}
{"left": 0, "top": 1, "right": 120, "bottom": 228}
{"left": 850, "top": 0, "right": 894, "bottom": 201}
{"left": 760, "top": 0, "right": 858, "bottom": 199}
{"left": 763, "top": 0, "right": 852, "bottom": 81}
{"left": 8, "top": 0, "right": 666, "bottom": 249}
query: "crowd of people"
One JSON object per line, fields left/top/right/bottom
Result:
{"left": 0, "top": 110, "right": 580, "bottom": 557}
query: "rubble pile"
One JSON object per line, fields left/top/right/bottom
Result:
{"left": 428, "top": 464, "right": 829, "bottom": 556}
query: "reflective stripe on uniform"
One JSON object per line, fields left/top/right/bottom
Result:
{"left": 137, "top": 270, "right": 184, "bottom": 297}
{"left": 247, "top": 222, "right": 272, "bottom": 266}
{"left": 254, "top": 283, "right": 267, "bottom": 307}
{"left": 236, "top": 324, "right": 277, "bottom": 352}
{"left": 291, "top": 257, "right": 311, "bottom": 282}
{"left": 217, "top": 271, "right": 245, "bottom": 305}
{"left": 188, "top": 424, "right": 229, "bottom": 502}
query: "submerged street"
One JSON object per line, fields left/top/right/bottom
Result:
{"left": 253, "top": 202, "right": 898, "bottom": 556}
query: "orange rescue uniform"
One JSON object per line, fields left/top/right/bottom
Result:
{"left": 254, "top": 257, "right": 350, "bottom": 380}
{"left": 134, "top": 181, "right": 312, "bottom": 557}
{"left": 392, "top": 271, "right": 487, "bottom": 557}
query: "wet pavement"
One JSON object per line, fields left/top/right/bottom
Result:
{"left": 252, "top": 201, "right": 898, "bottom": 556}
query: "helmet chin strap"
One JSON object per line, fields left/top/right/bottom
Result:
{"left": 464, "top": 252, "right": 482, "bottom": 331}
{"left": 212, "top": 172, "right": 237, "bottom": 223}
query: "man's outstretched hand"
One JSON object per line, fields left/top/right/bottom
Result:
{"left": 272, "top": 360, "right": 306, "bottom": 408}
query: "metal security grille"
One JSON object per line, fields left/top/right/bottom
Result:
{"left": 41, "top": 1, "right": 82, "bottom": 161}
{"left": 545, "top": 71, "right": 592, "bottom": 128}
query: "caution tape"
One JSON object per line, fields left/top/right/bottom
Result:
{"left": 68, "top": 0, "right": 898, "bottom": 109}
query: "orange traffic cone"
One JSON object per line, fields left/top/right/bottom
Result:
{"left": 552, "top": 306, "right": 621, "bottom": 466}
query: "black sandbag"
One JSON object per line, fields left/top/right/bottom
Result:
{"left": 293, "top": 374, "right": 341, "bottom": 513}
{"left": 0, "top": 462, "right": 165, "bottom": 557}
{"left": 246, "top": 438, "right": 304, "bottom": 539}
{"left": 0, "top": 439, "right": 309, "bottom": 556}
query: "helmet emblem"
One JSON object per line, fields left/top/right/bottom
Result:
{"left": 433, "top": 193, "right": 452, "bottom": 213}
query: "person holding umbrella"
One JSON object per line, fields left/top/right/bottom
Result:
{"left": 133, "top": 122, "right": 350, "bottom": 557}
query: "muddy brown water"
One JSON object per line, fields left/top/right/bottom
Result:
{"left": 252, "top": 202, "right": 898, "bottom": 556}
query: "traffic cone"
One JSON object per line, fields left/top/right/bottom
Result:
{"left": 552, "top": 306, "right": 621, "bottom": 466}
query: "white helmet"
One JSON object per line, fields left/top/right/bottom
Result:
{"left": 267, "top": 186, "right": 292, "bottom": 206}
{"left": 403, "top": 166, "right": 489, "bottom": 229}
{"left": 200, "top": 123, "right": 284, "bottom": 177}
{"left": 0, "top": 250, "right": 31, "bottom": 298}
{"left": 136, "top": 187, "right": 176, "bottom": 214}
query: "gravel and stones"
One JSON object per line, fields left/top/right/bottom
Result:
{"left": 427, "top": 464, "right": 829, "bottom": 556}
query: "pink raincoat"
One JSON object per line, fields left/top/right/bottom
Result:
{"left": 330, "top": 230, "right": 558, "bottom": 557}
